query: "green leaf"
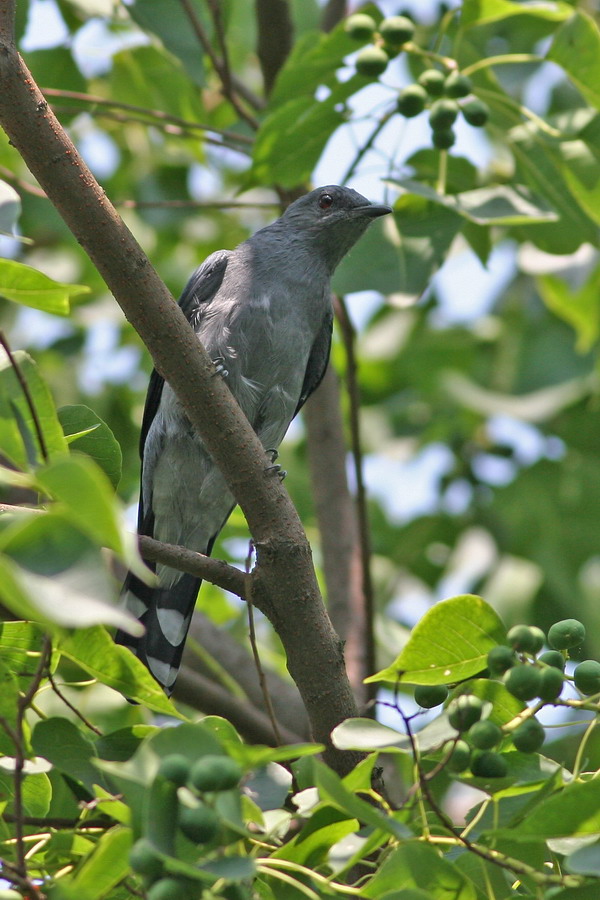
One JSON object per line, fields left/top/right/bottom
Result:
{"left": 0, "top": 349, "right": 68, "bottom": 468}
{"left": 32, "top": 718, "right": 102, "bottom": 792}
{"left": 452, "top": 678, "right": 525, "bottom": 727}
{"left": 0, "top": 181, "right": 21, "bottom": 235}
{"left": 127, "top": 0, "right": 205, "bottom": 87}
{"left": 110, "top": 45, "right": 205, "bottom": 121}
{"left": 509, "top": 778, "right": 600, "bottom": 839}
{"left": 58, "top": 405, "right": 122, "bottom": 488}
{"left": 547, "top": 11, "right": 600, "bottom": 109}
{"left": 332, "top": 217, "right": 403, "bottom": 297}
{"left": 331, "top": 718, "right": 410, "bottom": 753}
{"left": 361, "top": 840, "right": 477, "bottom": 899}
{"left": 366, "top": 594, "right": 506, "bottom": 685}
{"left": 315, "top": 761, "right": 410, "bottom": 839}
{"left": 387, "top": 194, "right": 463, "bottom": 302}
{"left": 461, "top": 0, "right": 571, "bottom": 28}
{"left": 26, "top": 47, "right": 87, "bottom": 94}
{"left": 65, "top": 826, "right": 132, "bottom": 900}
{"left": 59, "top": 626, "right": 184, "bottom": 718}
{"left": 35, "top": 455, "right": 147, "bottom": 579}
{"left": 389, "top": 179, "right": 558, "bottom": 226}
{"left": 538, "top": 266, "right": 600, "bottom": 352}
{"left": 21, "top": 772, "right": 52, "bottom": 817}
{"left": 0, "top": 513, "right": 142, "bottom": 634}
{"left": 0, "top": 259, "right": 89, "bottom": 315}
{"left": 201, "top": 856, "right": 255, "bottom": 881}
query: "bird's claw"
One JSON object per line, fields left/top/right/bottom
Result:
{"left": 266, "top": 448, "right": 279, "bottom": 463}
{"left": 265, "top": 463, "right": 287, "bottom": 480}
{"left": 211, "top": 357, "right": 229, "bottom": 378}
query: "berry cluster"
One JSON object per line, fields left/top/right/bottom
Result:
{"left": 344, "top": 13, "right": 490, "bottom": 152}
{"left": 129, "top": 753, "right": 243, "bottom": 899}
{"left": 345, "top": 13, "right": 415, "bottom": 77}
{"left": 414, "top": 618, "right": 598, "bottom": 780}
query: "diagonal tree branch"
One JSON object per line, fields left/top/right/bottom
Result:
{"left": 0, "top": 7, "right": 361, "bottom": 774}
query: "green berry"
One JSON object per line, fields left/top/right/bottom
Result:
{"left": 355, "top": 46, "right": 389, "bottom": 78}
{"left": 414, "top": 683, "right": 449, "bottom": 708}
{"left": 190, "top": 755, "right": 242, "bottom": 793}
{"left": 148, "top": 878, "right": 190, "bottom": 900}
{"left": 429, "top": 99, "right": 459, "bottom": 130}
{"left": 512, "top": 717, "right": 545, "bottom": 753}
{"left": 548, "top": 619, "right": 586, "bottom": 650}
{"left": 379, "top": 15, "right": 414, "bottom": 47}
{"left": 507, "top": 625, "right": 538, "bottom": 653}
{"left": 538, "top": 665, "right": 564, "bottom": 702}
{"left": 179, "top": 805, "right": 219, "bottom": 844}
{"left": 418, "top": 69, "right": 446, "bottom": 96}
{"left": 446, "top": 739, "right": 471, "bottom": 773}
{"left": 468, "top": 720, "right": 503, "bottom": 750}
{"left": 574, "top": 660, "right": 600, "bottom": 695}
{"left": 397, "top": 84, "right": 427, "bottom": 118}
{"left": 487, "top": 645, "right": 516, "bottom": 676}
{"left": 129, "top": 838, "right": 164, "bottom": 881}
{"left": 157, "top": 754, "right": 191, "bottom": 787}
{"left": 470, "top": 750, "right": 508, "bottom": 779}
{"left": 461, "top": 97, "right": 489, "bottom": 127}
{"left": 447, "top": 695, "right": 484, "bottom": 732}
{"left": 432, "top": 128, "right": 455, "bottom": 150}
{"left": 444, "top": 71, "right": 472, "bottom": 98}
{"left": 344, "top": 13, "right": 377, "bottom": 42}
{"left": 538, "top": 650, "right": 565, "bottom": 671}
{"left": 504, "top": 664, "right": 542, "bottom": 701}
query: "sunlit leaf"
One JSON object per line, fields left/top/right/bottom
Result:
{"left": 547, "top": 10, "right": 600, "bottom": 110}
{"left": 0, "top": 258, "right": 89, "bottom": 315}
{"left": 538, "top": 265, "right": 600, "bottom": 352}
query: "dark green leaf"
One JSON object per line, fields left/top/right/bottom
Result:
{"left": 127, "top": 0, "right": 205, "bottom": 87}
{"left": 58, "top": 405, "right": 122, "bottom": 488}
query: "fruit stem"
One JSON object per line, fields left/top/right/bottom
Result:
{"left": 572, "top": 715, "right": 599, "bottom": 780}
{"left": 462, "top": 53, "right": 543, "bottom": 77}
{"left": 436, "top": 150, "right": 448, "bottom": 194}
{"left": 403, "top": 42, "right": 455, "bottom": 71}
{"left": 476, "top": 87, "right": 563, "bottom": 138}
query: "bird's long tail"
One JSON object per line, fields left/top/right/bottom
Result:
{"left": 115, "top": 571, "right": 201, "bottom": 695}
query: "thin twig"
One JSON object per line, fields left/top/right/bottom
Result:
{"left": 0, "top": 331, "right": 48, "bottom": 463}
{"left": 178, "top": 0, "right": 259, "bottom": 129}
{"left": 2, "top": 813, "right": 110, "bottom": 829}
{"left": 206, "top": 0, "right": 232, "bottom": 95}
{"left": 47, "top": 671, "right": 103, "bottom": 736}
{"left": 333, "top": 298, "right": 377, "bottom": 703}
{"left": 341, "top": 108, "right": 395, "bottom": 185}
{"left": 0, "top": 165, "right": 47, "bottom": 198}
{"left": 244, "top": 541, "right": 284, "bottom": 746}
{"left": 41, "top": 88, "right": 254, "bottom": 144}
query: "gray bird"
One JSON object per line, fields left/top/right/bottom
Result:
{"left": 116, "top": 185, "right": 391, "bottom": 693}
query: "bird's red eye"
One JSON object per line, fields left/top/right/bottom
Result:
{"left": 319, "top": 193, "right": 334, "bottom": 209}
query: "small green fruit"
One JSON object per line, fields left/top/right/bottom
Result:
{"left": 414, "top": 683, "right": 449, "bottom": 708}
{"left": 447, "top": 695, "right": 484, "bottom": 732}
{"left": 432, "top": 128, "right": 455, "bottom": 150}
{"left": 461, "top": 97, "right": 490, "bottom": 127}
{"left": 418, "top": 69, "right": 446, "bottom": 96}
{"left": 344, "top": 13, "right": 377, "bottom": 42}
{"left": 355, "top": 46, "right": 389, "bottom": 78}
{"left": 538, "top": 666, "right": 564, "bottom": 702}
{"left": 487, "top": 645, "right": 516, "bottom": 676}
{"left": 446, "top": 739, "right": 471, "bottom": 773}
{"left": 548, "top": 619, "right": 586, "bottom": 650}
{"left": 504, "top": 664, "right": 542, "bottom": 701}
{"left": 129, "top": 838, "right": 164, "bottom": 881}
{"left": 379, "top": 15, "right": 415, "bottom": 46}
{"left": 179, "top": 805, "right": 219, "bottom": 844}
{"left": 147, "top": 878, "right": 187, "bottom": 900}
{"left": 507, "top": 625, "right": 538, "bottom": 653}
{"left": 468, "top": 720, "right": 503, "bottom": 750}
{"left": 444, "top": 71, "right": 472, "bottom": 98}
{"left": 190, "top": 755, "right": 242, "bottom": 793}
{"left": 429, "top": 99, "right": 459, "bottom": 130}
{"left": 538, "top": 650, "right": 565, "bottom": 671}
{"left": 157, "top": 754, "right": 191, "bottom": 787}
{"left": 574, "top": 660, "right": 600, "bottom": 695}
{"left": 470, "top": 750, "right": 508, "bottom": 779}
{"left": 397, "top": 84, "right": 427, "bottom": 117}
{"left": 512, "top": 717, "right": 545, "bottom": 753}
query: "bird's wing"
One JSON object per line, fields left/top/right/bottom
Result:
{"left": 294, "top": 306, "right": 333, "bottom": 416}
{"left": 136, "top": 250, "right": 230, "bottom": 533}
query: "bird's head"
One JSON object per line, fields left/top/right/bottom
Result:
{"left": 280, "top": 185, "right": 392, "bottom": 272}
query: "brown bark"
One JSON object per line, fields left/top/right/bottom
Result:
{"left": 0, "top": 7, "right": 361, "bottom": 774}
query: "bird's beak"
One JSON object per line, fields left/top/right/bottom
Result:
{"left": 353, "top": 203, "right": 393, "bottom": 218}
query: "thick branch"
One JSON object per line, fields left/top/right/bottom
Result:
{"left": 138, "top": 535, "right": 246, "bottom": 596}
{"left": 0, "top": 22, "right": 360, "bottom": 773}
{"left": 304, "top": 366, "right": 369, "bottom": 708}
